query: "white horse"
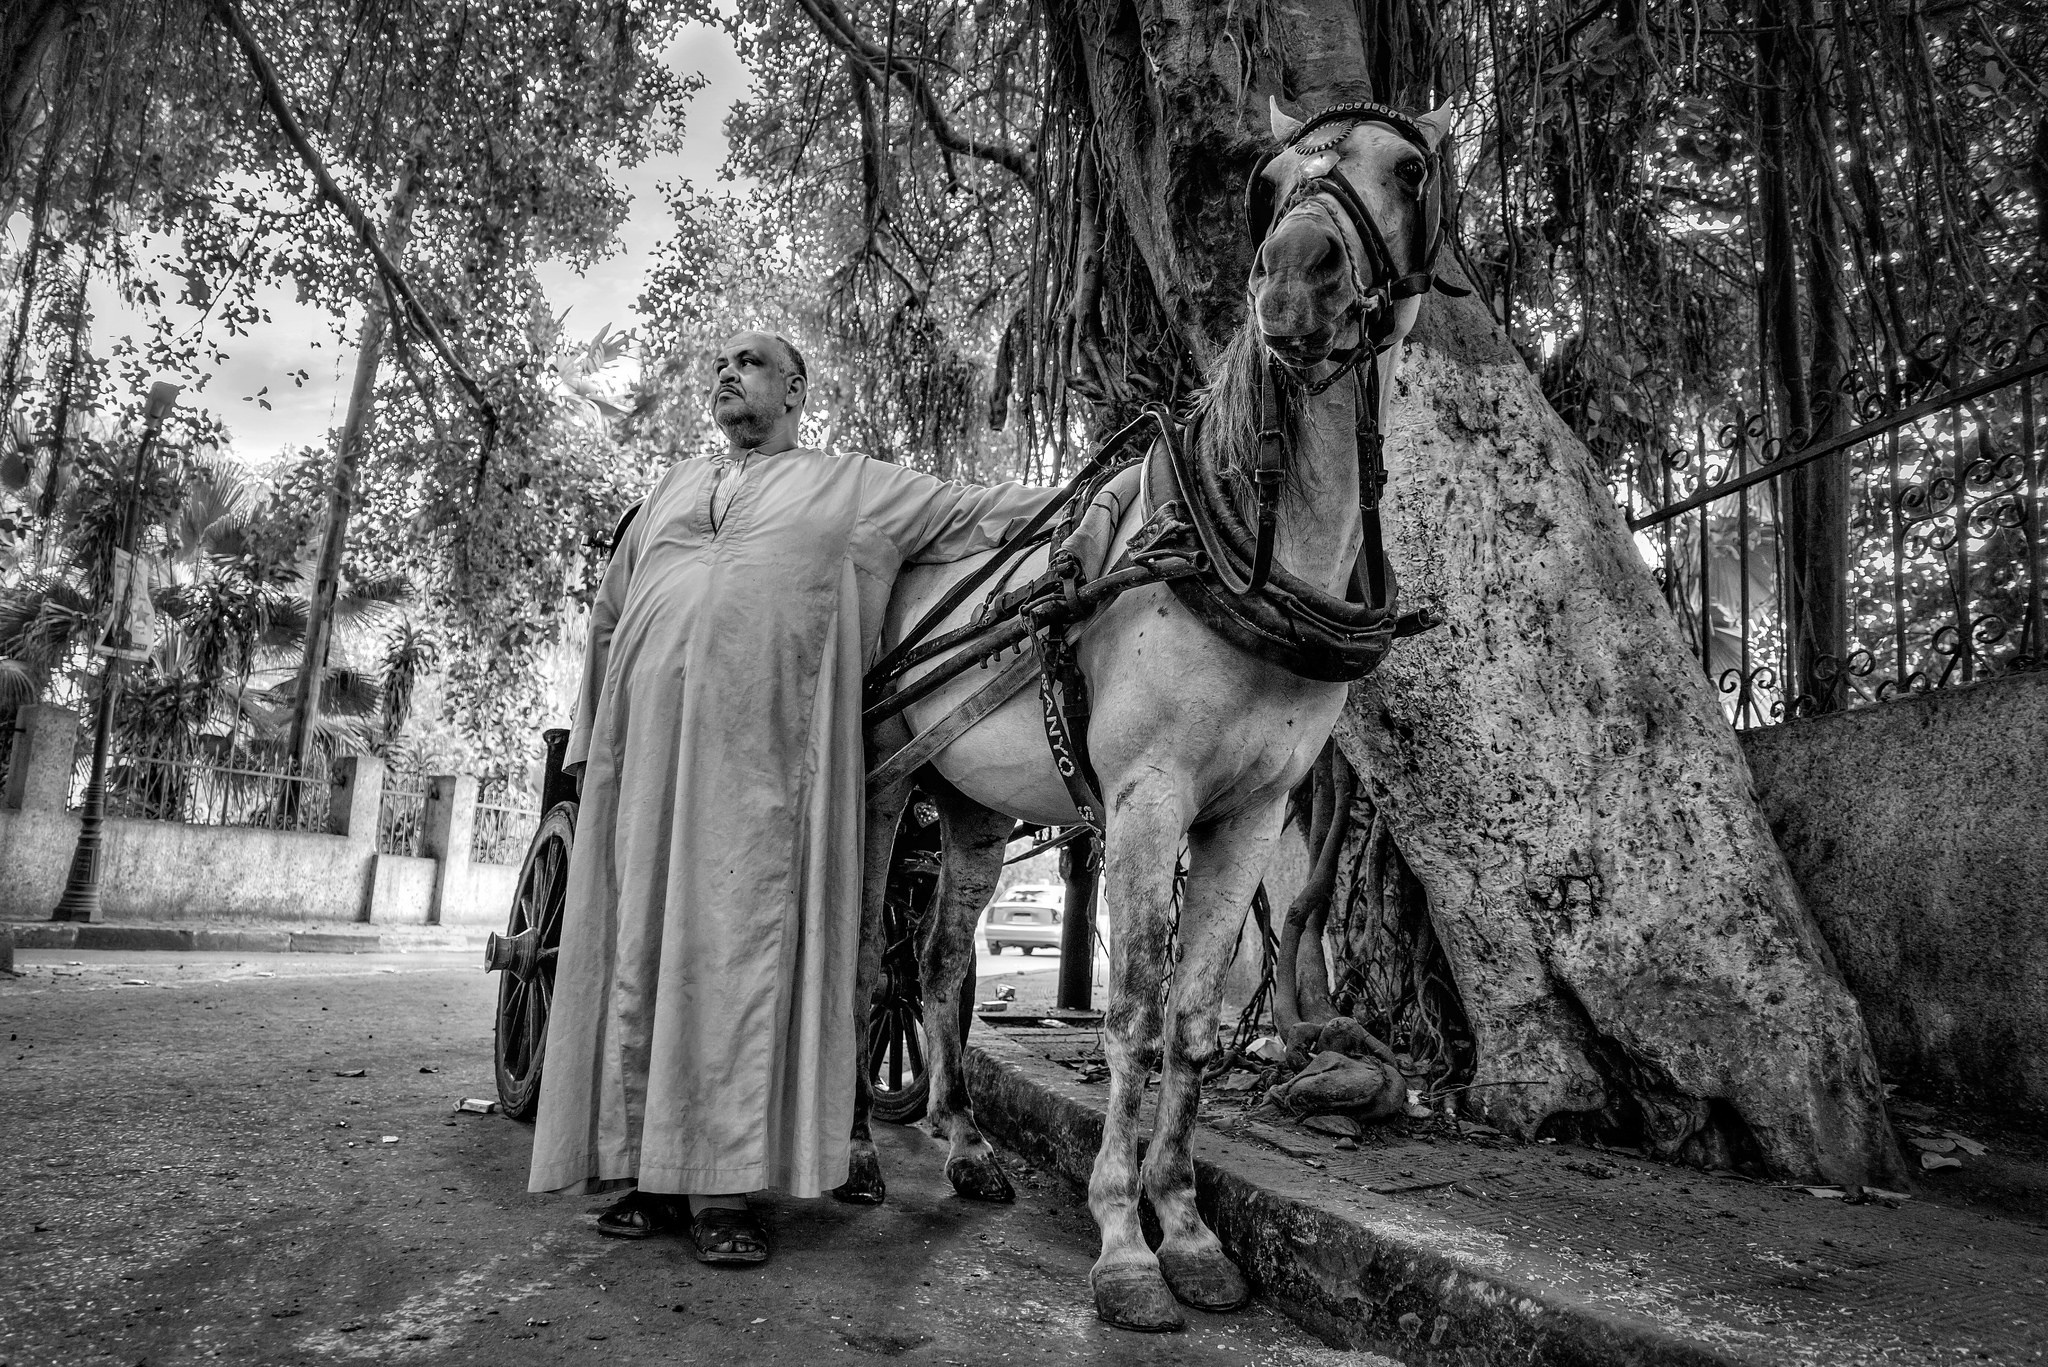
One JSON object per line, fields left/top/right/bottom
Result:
{"left": 855, "top": 96, "right": 1454, "bottom": 1332}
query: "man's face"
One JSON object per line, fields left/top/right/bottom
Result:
{"left": 710, "top": 333, "right": 799, "bottom": 439}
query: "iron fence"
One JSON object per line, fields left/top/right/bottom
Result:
{"left": 75, "top": 748, "right": 333, "bottom": 832}
{"left": 471, "top": 779, "right": 539, "bottom": 866}
{"left": 1618, "top": 323, "right": 2047, "bottom": 728}
{"left": 378, "top": 770, "right": 429, "bottom": 857}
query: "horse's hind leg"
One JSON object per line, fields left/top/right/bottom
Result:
{"left": 1142, "top": 799, "right": 1285, "bottom": 1312}
{"left": 833, "top": 779, "right": 911, "bottom": 1206}
{"left": 923, "top": 786, "right": 1014, "bottom": 1202}
{"left": 1089, "top": 779, "right": 1191, "bottom": 1332}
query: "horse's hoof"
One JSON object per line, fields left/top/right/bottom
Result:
{"left": 831, "top": 1150, "right": 887, "bottom": 1205}
{"left": 1091, "top": 1264, "right": 1184, "bottom": 1332}
{"left": 945, "top": 1152, "right": 1016, "bottom": 1203}
{"left": 1158, "top": 1245, "right": 1250, "bottom": 1312}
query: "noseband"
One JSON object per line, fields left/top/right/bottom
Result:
{"left": 1237, "top": 101, "right": 1469, "bottom": 597}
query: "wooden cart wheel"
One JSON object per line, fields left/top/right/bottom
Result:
{"left": 867, "top": 804, "right": 976, "bottom": 1125}
{"left": 486, "top": 801, "right": 576, "bottom": 1120}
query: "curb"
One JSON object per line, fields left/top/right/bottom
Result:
{"left": 965, "top": 1030, "right": 1743, "bottom": 1367}
{"left": 2, "top": 923, "right": 488, "bottom": 954}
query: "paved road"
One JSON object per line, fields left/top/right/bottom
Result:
{"left": 0, "top": 951, "right": 1366, "bottom": 1367}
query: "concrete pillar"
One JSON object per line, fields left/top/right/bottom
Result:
{"left": 328, "top": 753, "right": 386, "bottom": 842}
{"left": 4, "top": 704, "right": 80, "bottom": 813}
{"left": 422, "top": 774, "right": 477, "bottom": 925}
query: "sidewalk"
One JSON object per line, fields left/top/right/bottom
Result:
{"left": 966, "top": 1021, "right": 2047, "bottom": 1366}
{"left": 0, "top": 915, "right": 491, "bottom": 957}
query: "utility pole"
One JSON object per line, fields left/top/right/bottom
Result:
{"left": 1056, "top": 829, "right": 1099, "bottom": 1011}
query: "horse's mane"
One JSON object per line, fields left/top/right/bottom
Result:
{"left": 1189, "top": 324, "right": 1309, "bottom": 523}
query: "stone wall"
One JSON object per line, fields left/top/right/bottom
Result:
{"left": 0, "top": 704, "right": 532, "bottom": 930}
{"left": 1739, "top": 671, "right": 2048, "bottom": 1116}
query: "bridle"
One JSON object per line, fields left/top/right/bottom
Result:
{"left": 1237, "top": 101, "right": 1468, "bottom": 600}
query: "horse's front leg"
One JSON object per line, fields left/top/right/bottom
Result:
{"left": 924, "top": 787, "right": 1015, "bottom": 1201}
{"left": 832, "top": 779, "right": 911, "bottom": 1206}
{"left": 1089, "top": 777, "right": 1191, "bottom": 1332}
{"left": 1143, "top": 798, "right": 1286, "bottom": 1312}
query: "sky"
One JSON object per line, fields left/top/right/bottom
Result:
{"left": 77, "top": 23, "right": 752, "bottom": 465}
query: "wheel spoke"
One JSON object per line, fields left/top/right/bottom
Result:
{"left": 888, "top": 1009, "right": 905, "bottom": 1092}
{"left": 538, "top": 838, "right": 567, "bottom": 945}
{"left": 501, "top": 979, "right": 529, "bottom": 1069}
{"left": 904, "top": 1019, "right": 926, "bottom": 1079}
{"left": 524, "top": 977, "right": 550, "bottom": 1076}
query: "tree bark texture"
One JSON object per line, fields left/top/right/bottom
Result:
{"left": 1055, "top": 0, "right": 1376, "bottom": 367}
{"left": 1335, "top": 287, "right": 1904, "bottom": 1185}
{"left": 286, "top": 163, "right": 419, "bottom": 771}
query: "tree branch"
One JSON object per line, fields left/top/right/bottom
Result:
{"left": 208, "top": 0, "right": 497, "bottom": 452}
{"left": 787, "top": 0, "right": 1035, "bottom": 186}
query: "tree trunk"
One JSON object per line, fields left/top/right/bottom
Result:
{"left": 285, "top": 162, "right": 420, "bottom": 771}
{"left": 1334, "top": 285, "right": 1903, "bottom": 1185}
{"left": 1768, "top": 0, "right": 1851, "bottom": 715}
{"left": 1061, "top": 0, "right": 1902, "bottom": 1184}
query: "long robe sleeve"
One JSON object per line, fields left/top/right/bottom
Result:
{"left": 862, "top": 460, "right": 1062, "bottom": 565}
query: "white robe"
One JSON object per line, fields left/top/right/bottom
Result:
{"left": 528, "top": 447, "right": 1055, "bottom": 1198}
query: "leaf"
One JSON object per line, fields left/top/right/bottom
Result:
{"left": 1919, "top": 1152, "right": 1962, "bottom": 1171}
{"left": 1943, "top": 1130, "right": 1987, "bottom": 1157}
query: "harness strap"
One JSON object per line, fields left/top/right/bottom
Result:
{"left": 1356, "top": 357, "right": 1390, "bottom": 609}
{"left": 864, "top": 411, "right": 1154, "bottom": 701}
{"left": 1248, "top": 362, "right": 1287, "bottom": 592}
{"left": 865, "top": 649, "right": 1040, "bottom": 797}
{"left": 1033, "top": 622, "right": 1104, "bottom": 830}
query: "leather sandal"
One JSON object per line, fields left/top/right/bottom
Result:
{"left": 689, "top": 1206, "right": 770, "bottom": 1265}
{"left": 596, "top": 1191, "right": 682, "bottom": 1240}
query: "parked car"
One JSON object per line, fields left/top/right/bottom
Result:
{"left": 984, "top": 883, "right": 1063, "bottom": 955}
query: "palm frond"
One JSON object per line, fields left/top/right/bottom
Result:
{"left": 0, "top": 657, "right": 40, "bottom": 709}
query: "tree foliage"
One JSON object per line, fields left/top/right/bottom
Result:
{"left": 675, "top": 0, "right": 2043, "bottom": 490}
{"left": 3, "top": 0, "right": 710, "bottom": 768}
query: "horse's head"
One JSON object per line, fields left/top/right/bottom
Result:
{"left": 1245, "top": 97, "right": 1457, "bottom": 374}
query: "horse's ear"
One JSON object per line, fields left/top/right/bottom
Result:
{"left": 1413, "top": 101, "right": 1455, "bottom": 151}
{"left": 1244, "top": 151, "right": 1280, "bottom": 247}
{"left": 1268, "top": 95, "right": 1303, "bottom": 145}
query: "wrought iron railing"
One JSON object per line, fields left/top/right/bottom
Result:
{"left": 1618, "top": 323, "right": 2047, "bottom": 728}
{"left": 76, "top": 748, "right": 333, "bottom": 832}
{"left": 378, "top": 771, "right": 429, "bottom": 856}
{"left": 471, "top": 780, "right": 539, "bottom": 865}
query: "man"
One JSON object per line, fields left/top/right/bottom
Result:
{"left": 528, "top": 331, "right": 1057, "bottom": 1265}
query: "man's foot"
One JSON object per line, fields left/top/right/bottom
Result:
{"left": 689, "top": 1206, "right": 770, "bottom": 1265}
{"left": 595, "top": 1191, "right": 683, "bottom": 1240}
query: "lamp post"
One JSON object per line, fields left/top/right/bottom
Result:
{"left": 51, "top": 380, "right": 181, "bottom": 923}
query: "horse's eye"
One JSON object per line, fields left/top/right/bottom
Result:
{"left": 1395, "top": 157, "right": 1427, "bottom": 187}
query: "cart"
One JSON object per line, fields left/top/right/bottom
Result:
{"left": 483, "top": 727, "right": 984, "bottom": 1124}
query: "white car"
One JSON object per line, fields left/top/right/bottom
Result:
{"left": 984, "top": 883, "right": 1064, "bottom": 955}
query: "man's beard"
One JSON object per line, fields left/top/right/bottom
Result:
{"left": 714, "top": 394, "right": 779, "bottom": 448}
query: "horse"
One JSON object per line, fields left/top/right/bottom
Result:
{"left": 851, "top": 95, "right": 1456, "bottom": 1332}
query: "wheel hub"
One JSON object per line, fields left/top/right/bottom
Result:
{"left": 484, "top": 926, "right": 543, "bottom": 980}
